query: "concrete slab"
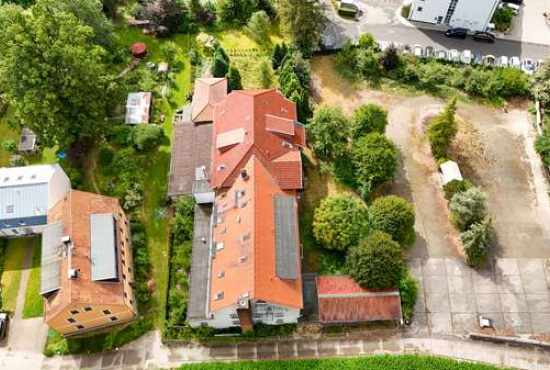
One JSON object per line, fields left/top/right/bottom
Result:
{"left": 277, "top": 341, "right": 297, "bottom": 359}
{"left": 209, "top": 343, "right": 236, "bottom": 359}
{"left": 423, "top": 258, "right": 447, "bottom": 276}
{"left": 499, "top": 294, "right": 528, "bottom": 313}
{"left": 449, "top": 293, "right": 476, "bottom": 313}
{"left": 445, "top": 259, "right": 472, "bottom": 277}
{"left": 101, "top": 351, "right": 123, "bottom": 369}
{"left": 338, "top": 340, "right": 362, "bottom": 356}
{"left": 448, "top": 274, "right": 473, "bottom": 293}
{"left": 121, "top": 350, "right": 142, "bottom": 366}
{"left": 426, "top": 292, "right": 450, "bottom": 313}
{"left": 475, "top": 293, "right": 502, "bottom": 313}
{"left": 451, "top": 313, "right": 477, "bottom": 335}
{"left": 497, "top": 275, "right": 524, "bottom": 294}
{"left": 525, "top": 293, "right": 550, "bottom": 313}
{"left": 503, "top": 313, "right": 532, "bottom": 334}
{"left": 296, "top": 341, "right": 317, "bottom": 358}
{"left": 257, "top": 341, "right": 278, "bottom": 360}
{"left": 427, "top": 313, "right": 453, "bottom": 335}
{"left": 478, "top": 312, "right": 505, "bottom": 332}
{"left": 414, "top": 292, "right": 426, "bottom": 312}
{"left": 495, "top": 259, "right": 520, "bottom": 276}
{"left": 529, "top": 314, "right": 550, "bottom": 334}
{"left": 424, "top": 275, "right": 448, "bottom": 293}
{"left": 236, "top": 343, "right": 257, "bottom": 360}
{"left": 473, "top": 272, "right": 498, "bottom": 294}
{"left": 80, "top": 354, "right": 101, "bottom": 370}
{"left": 316, "top": 340, "right": 338, "bottom": 358}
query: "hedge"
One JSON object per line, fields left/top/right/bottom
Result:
{"left": 177, "top": 355, "right": 507, "bottom": 369}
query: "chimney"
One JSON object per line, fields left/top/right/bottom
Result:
{"left": 236, "top": 299, "right": 253, "bottom": 332}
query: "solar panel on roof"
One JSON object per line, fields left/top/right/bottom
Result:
{"left": 40, "top": 221, "right": 64, "bottom": 296}
{"left": 274, "top": 195, "right": 299, "bottom": 280}
{"left": 90, "top": 214, "right": 118, "bottom": 281}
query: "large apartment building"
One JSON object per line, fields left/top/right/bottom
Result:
{"left": 181, "top": 80, "right": 306, "bottom": 330}
{"left": 408, "top": 0, "right": 499, "bottom": 32}
{"left": 41, "top": 190, "right": 137, "bottom": 335}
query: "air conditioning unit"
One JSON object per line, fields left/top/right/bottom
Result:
{"left": 68, "top": 269, "right": 78, "bottom": 279}
{"left": 61, "top": 236, "right": 71, "bottom": 244}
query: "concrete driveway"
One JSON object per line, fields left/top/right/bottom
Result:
{"left": 509, "top": 0, "right": 550, "bottom": 46}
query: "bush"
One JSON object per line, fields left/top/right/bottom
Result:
{"left": 369, "top": 195, "right": 415, "bottom": 246}
{"left": 105, "top": 124, "right": 132, "bottom": 146}
{"left": 271, "top": 42, "right": 289, "bottom": 70}
{"left": 256, "top": 58, "right": 274, "bottom": 88}
{"left": 461, "top": 218, "right": 495, "bottom": 267}
{"left": 536, "top": 130, "right": 550, "bottom": 166}
{"left": 351, "top": 104, "right": 388, "bottom": 139}
{"left": 426, "top": 99, "right": 457, "bottom": 159}
{"left": 98, "top": 147, "right": 114, "bottom": 167}
{"left": 449, "top": 187, "right": 487, "bottom": 231}
{"left": 216, "top": 0, "right": 259, "bottom": 26}
{"left": 491, "top": 7, "right": 514, "bottom": 32}
{"left": 401, "top": 4, "right": 411, "bottom": 18}
{"left": 308, "top": 105, "right": 350, "bottom": 161}
{"left": 399, "top": 271, "right": 418, "bottom": 318}
{"left": 313, "top": 194, "right": 369, "bottom": 251}
{"left": 351, "top": 132, "right": 398, "bottom": 198}
{"left": 227, "top": 66, "right": 243, "bottom": 91}
{"left": 2, "top": 139, "right": 16, "bottom": 153}
{"left": 161, "top": 41, "right": 177, "bottom": 63}
{"left": 380, "top": 45, "right": 400, "bottom": 71}
{"left": 130, "top": 124, "right": 165, "bottom": 151}
{"left": 347, "top": 231, "right": 405, "bottom": 290}
{"left": 443, "top": 179, "right": 473, "bottom": 201}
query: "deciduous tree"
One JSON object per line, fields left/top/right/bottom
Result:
{"left": 313, "top": 194, "right": 369, "bottom": 251}
{"left": 308, "top": 105, "right": 349, "bottom": 160}
{"left": 347, "top": 231, "right": 405, "bottom": 290}
{"left": 246, "top": 10, "right": 270, "bottom": 45}
{"left": 369, "top": 195, "right": 415, "bottom": 246}
{"left": 351, "top": 104, "right": 388, "bottom": 139}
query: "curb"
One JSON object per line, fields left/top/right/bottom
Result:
{"left": 469, "top": 333, "right": 550, "bottom": 350}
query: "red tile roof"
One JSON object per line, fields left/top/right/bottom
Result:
{"left": 316, "top": 276, "right": 402, "bottom": 324}
{"left": 210, "top": 90, "right": 305, "bottom": 190}
{"left": 192, "top": 78, "right": 228, "bottom": 123}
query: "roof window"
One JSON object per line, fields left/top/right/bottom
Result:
{"left": 6, "top": 205, "right": 14, "bottom": 214}
{"left": 215, "top": 242, "right": 225, "bottom": 251}
{"left": 239, "top": 256, "right": 248, "bottom": 264}
{"left": 217, "top": 163, "right": 227, "bottom": 172}
{"left": 218, "top": 271, "right": 226, "bottom": 278}
{"left": 215, "top": 292, "right": 224, "bottom": 301}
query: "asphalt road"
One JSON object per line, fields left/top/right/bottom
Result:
{"left": 324, "top": 7, "right": 550, "bottom": 60}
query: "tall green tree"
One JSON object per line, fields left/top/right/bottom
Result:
{"left": 347, "top": 231, "right": 405, "bottom": 290}
{"left": 0, "top": 0, "right": 115, "bottom": 148}
{"left": 369, "top": 195, "right": 415, "bottom": 246}
{"left": 227, "top": 66, "right": 243, "bottom": 91}
{"left": 309, "top": 105, "right": 349, "bottom": 160}
{"left": 351, "top": 132, "right": 398, "bottom": 198}
{"left": 313, "top": 194, "right": 369, "bottom": 251}
{"left": 351, "top": 104, "right": 388, "bottom": 139}
{"left": 246, "top": 10, "right": 270, "bottom": 45}
{"left": 216, "top": 0, "right": 259, "bottom": 26}
{"left": 276, "top": 0, "right": 326, "bottom": 56}
{"left": 426, "top": 99, "right": 458, "bottom": 159}
{"left": 256, "top": 58, "right": 273, "bottom": 88}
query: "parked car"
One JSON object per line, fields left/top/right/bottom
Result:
{"left": 402, "top": 44, "right": 412, "bottom": 54}
{"left": 521, "top": 58, "right": 535, "bottom": 74}
{"left": 509, "top": 56, "right": 521, "bottom": 69}
{"left": 473, "top": 53, "right": 483, "bottom": 64}
{"left": 460, "top": 50, "right": 472, "bottom": 64}
{"left": 378, "top": 41, "right": 391, "bottom": 52}
{"left": 498, "top": 2, "right": 520, "bottom": 14}
{"left": 473, "top": 32, "right": 495, "bottom": 44}
{"left": 504, "top": 0, "right": 523, "bottom": 4}
{"left": 496, "top": 56, "right": 509, "bottom": 67}
{"left": 424, "top": 45, "right": 435, "bottom": 58}
{"left": 436, "top": 50, "right": 448, "bottom": 60}
{"left": 483, "top": 55, "right": 496, "bottom": 66}
{"left": 448, "top": 49, "right": 460, "bottom": 62}
{"left": 413, "top": 44, "right": 423, "bottom": 57}
{"left": 0, "top": 313, "right": 9, "bottom": 340}
{"left": 445, "top": 27, "right": 468, "bottom": 39}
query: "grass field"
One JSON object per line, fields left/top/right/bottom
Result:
{"left": 22, "top": 238, "right": 43, "bottom": 318}
{"left": 177, "top": 355, "right": 507, "bottom": 370}
{"left": 1, "top": 238, "right": 28, "bottom": 312}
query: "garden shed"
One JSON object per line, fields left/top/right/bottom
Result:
{"left": 440, "top": 160, "right": 463, "bottom": 185}
{"left": 316, "top": 275, "right": 403, "bottom": 325}
{"left": 125, "top": 92, "right": 152, "bottom": 125}
{"left": 18, "top": 127, "right": 37, "bottom": 155}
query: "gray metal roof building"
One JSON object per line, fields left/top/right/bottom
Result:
{"left": 90, "top": 214, "right": 118, "bottom": 282}
{"left": 40, "top": 221, "right": 64, "bottom": 296}
{"left": 274, "top": 195, "right": 299, "bottom": 280}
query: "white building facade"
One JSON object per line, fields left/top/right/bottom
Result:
{"left": 0, "top": 164, "right": 71, "bottom": 237}
{"left": 408, "top": 0, "right": 499, "bottom": 32}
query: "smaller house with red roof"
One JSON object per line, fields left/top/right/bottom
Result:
{"left": 316, "top": 275, "right": 403, "bottom": 325}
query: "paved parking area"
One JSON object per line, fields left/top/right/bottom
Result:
{"left": 509, "top": 0, "right": 550, "bottom": 46}
{"left": 408, "top": 258, "right": 550, "bottom": 337}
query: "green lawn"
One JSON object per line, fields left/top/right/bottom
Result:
{"left": 177, "top": 355, "right": 508, "bottom": 370}
{"left": 1, "top": 238, "right": 28, "bottom": 312}
{"left": 22, "top": 238, "right": 43, "bottom": 318}
{"left": 0, "top": 108, "right": 20, "bottom": 167}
